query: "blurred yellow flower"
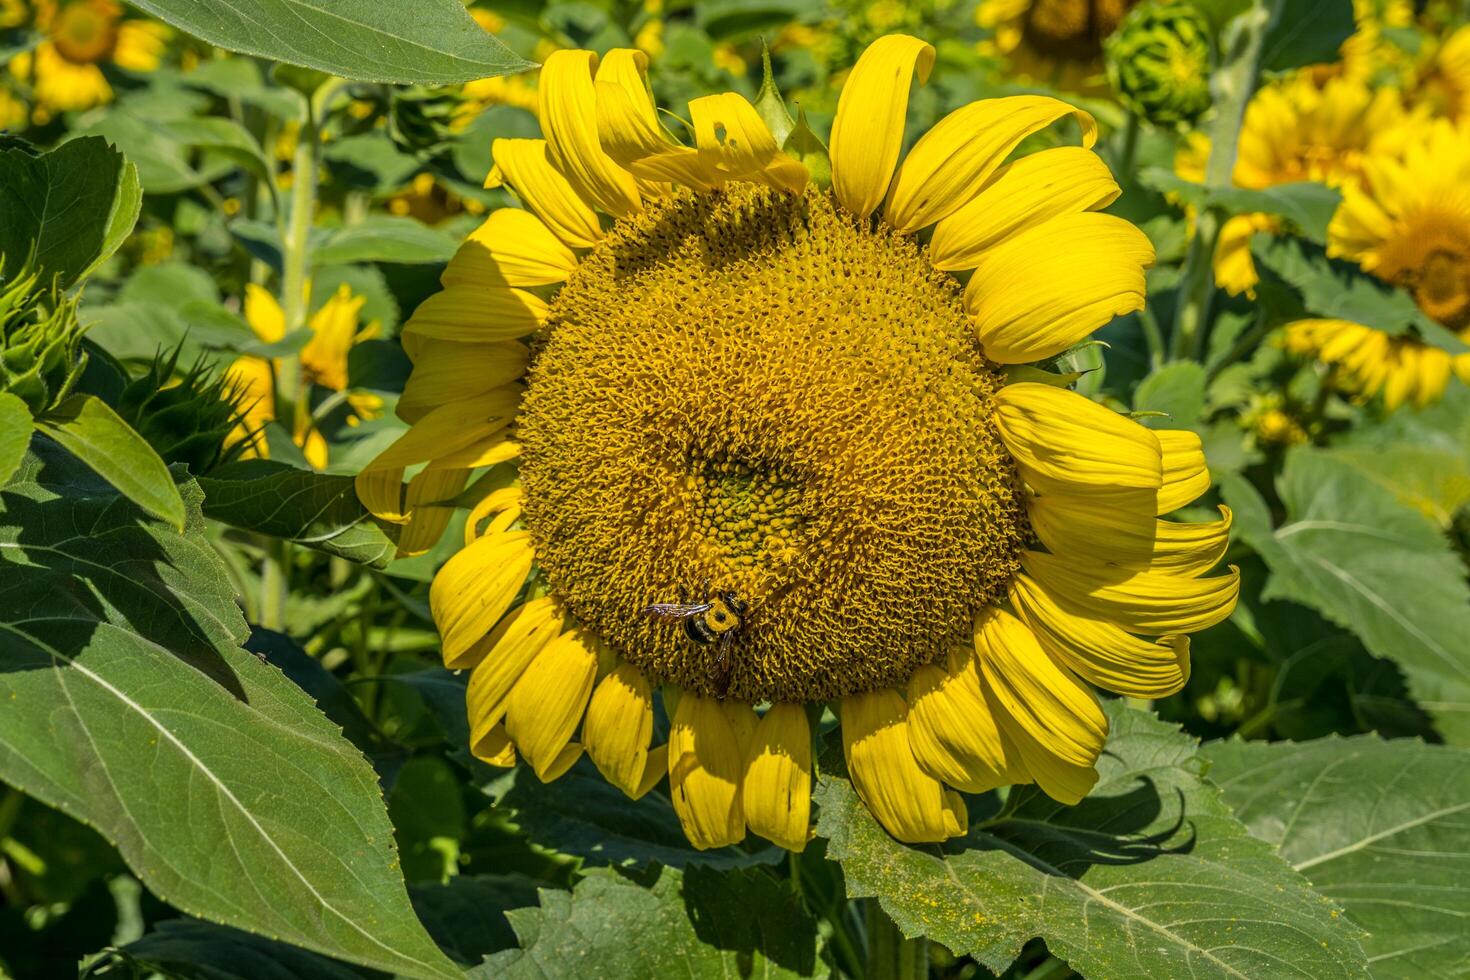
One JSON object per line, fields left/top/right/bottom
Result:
{"left": 1176, "top": 73, "right": 1421, "bottom": 296}
{"left": 7, "top": 0, "right": 168, "bottom": 115}
{"left": 979, "top": 0, "right": 1134, "bottom": 90}
{"left": 226, "top": 283, "right": 379, "bottom": 469}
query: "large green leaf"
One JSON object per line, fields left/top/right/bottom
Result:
{"left": 1141, "top": 172, "right": 1340, "bottom": 242}
{"left": 0, "top": 391, "right": 32, "bottom": 488}
{"left": 199, "top": 459, "right": 395, "bottom": 567}
{"left": 0, "top": 442, "right": 460, "bottom": 979}
{"left": 37, "top": 394, "right": 187, "bottom": 530}
{"left": 0, "top": 136, "right": 140, "bottom": 287}
{"left": 815, "top": 703, "right": 1369, "bottom": 978}
{"left": 1203, "top": 736, "right": 1470, "bottom": 979}
{"left": 1221, "top": 450, "right": 1470, "bottom": 742}
{"left": 127, "top": 0, "right": 532, "bottom": 84}
{"left": 91, "top": 919, "right": 371, "bottom": 980}
{"left": 313, "top": 216, "right": 460, "bottom": 266}
{"left": 475, "top": 865, "right": 828, "bottom": 978}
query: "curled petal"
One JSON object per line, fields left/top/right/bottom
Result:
{"left": 1021, "top": 550, "right": 1241, "bottom": 635}
{"left": 430, "top": 531, "right": 536, "bottom": 668}
{"left": 540, "top": 49, "right": 641, "bottom": 217}
{"left": 668, "top": 693, "right": 750, "bottom": 849}
{"left": 829, "top": 34, "right": 935, "bottom": 220}
{"left": 491, "top": 138, "right": 604, "bottom": 248}
{"left": 742, "top": 703, "right": 812, "bottom": 852}
{"left": 993, "top": 383, "right": 1162, "bottom": 494}
{"left": 464, "top": 598, "right": 566, "bottom": 753}
{"left": 840, "top": 689, "right": 967, "bottom": 844}
{"left": 907, "top": 646, "right": 1028, "bottom": 793}
{"left": 584, "top": 662, "right": 666, "bottom": 798}
{"left": 505, "top": 628, "right": 600, "bottom": 781}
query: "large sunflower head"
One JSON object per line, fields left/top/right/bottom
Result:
{"left": 358, "top": 36, "right": 1239, "bottom": 850}
{"left": 1285, "top": 118, "right": 1470, "bottom": 410}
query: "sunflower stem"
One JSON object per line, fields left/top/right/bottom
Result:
{"left": 1170, "top": 0, "right": 1274, "bottom": 361}
{"left": 865, "top": 899, "right": 927, "bottom": 980}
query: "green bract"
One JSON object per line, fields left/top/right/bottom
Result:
{"left": 1105, "top": 0, "right": 1214, "bottom": 127}
{"left": 115, "top": 346, "right": 251, "bottom": 475}
{"left": 0, "top": 265, "right": 87, "bottom": 417}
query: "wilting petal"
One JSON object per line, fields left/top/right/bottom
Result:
{"left": 885, "top": 96, "right": 1098, "bottom": 233}
{"left": 491, "top": 138, "right": 604, "bottom": 248}
{"left": 1021, "top": 550, "right": 1241, "bottom": 635}
{"left": 973, "top": 608, "right": 1107, "bottom": 805}
{"left": 840, "top": 689, "right": 967, "bottom": 844}
{"left": 688, "top": 93, "right": 807, "bottom": 193}
{"left": 829, "top": 34, "right": 935, "bottom": 220}
{"left": 1028, "top": 493, "right": 1232, "bottom": 577}
{"left": 742, "top": 703, "right": 812, "bottom": 852}
{"left": 505, "top": 628, "right": 600, "bottom": 782}
{"left": 668, "top": 692, "right": 748, "bottom": 849}
{"left": 993, "top": 383, "right": 1162, "bottom": 494}
{"left": 583, "top": 661, "right": 666, "bottom": 798}
{"left": 929, "top": 146, "right": 1120, "bottom": 271}
{"left": 907, "top": 646, "right": 1028, "bottom": 793}
{"left": 540, "top": 49, "right": 642, "bottom": 217}
{"left": 1010, "top": 573, "right": 1191, "bottom": 698}
{"left": 430, "top": 530, "right": 536, "bottom": 668}
{"left": 967, "top": 213, "right": 1153, "bottom": 363}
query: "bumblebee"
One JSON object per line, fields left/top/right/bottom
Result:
{"left": 643, "top": 587, "right": 747, "bottom": 697}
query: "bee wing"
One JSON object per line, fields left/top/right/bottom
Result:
{"left": 643, "top": 602, "right": 713, "bottom": 618}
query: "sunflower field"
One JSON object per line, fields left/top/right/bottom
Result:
{"left": 2, "top": 0, "right": 1469, "bottom": 977}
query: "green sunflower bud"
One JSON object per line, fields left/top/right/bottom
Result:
{"left": 115, "top": 345, "right": 250, "bottom": 474}
{"left": 1105, "top": 0, "right": 1214, "bottom": 128}
{"left": 0, "top": 263, "right": 87, "bottom": 416}
{"left": 387, "top": 86, "right": 466, "bottom": 158}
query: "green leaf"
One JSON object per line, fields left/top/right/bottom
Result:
{"left": 475, "top": 865, "right": 827, "bottom": 978}
{"left": 95, "top": 919, "right": 369, "bottom": 980}
{"left": 390, "top": 756, "right": 466, "bottom": 884}
{"left": 0, "top": 136, "right": 140, "bottom": 287}
{"left": 500, "top": 760, "right": 783, "bottom": 871}
{"left": 1133, "top": 361, "right": 1207, "bottom": 427}
{"left": 0, "top": 391, "right": 32, "bottom": 488}
{"left": 1141, "top": 169, "right": 1340, "bottom": 241}
{"left": 37, "top": 394, "right": 186, "bottom": 530}
{"left": 1221, "top": 450, "right": 1470, "bottom": 742}
{"left": 411, "top": 874, "right": 543, "bottom": 966}
{"left": 313, "top": 216, "right": 460, "bottom": 266}
{"left": 198, "top": 459, "right": 395, "bottom": 567}
{"left": 0, "top": 442, "right": 460, "bottom": 980}
{"left": 1254, "top": 237, "right": 1468, "bottom": 352}
{"left": 1260, "top": 0, "right": 1356, "bottom": 72}
{"left": 753, "top": 45, "right": 795, "bottom": 147}
{"left": 815, "top": 703, "right": 1369, "bottom": 978}
{"left": 784, "top": 108, "right": 831, "bottom": 190}
{"left": 127, "top": 0, "right": 533, "bottom": 84}
{"left": 1331, "top": 385, "right": 1470, "bottom": 527}
{"left": 1203, "top": 736, "right": 1470, "bottom": 979}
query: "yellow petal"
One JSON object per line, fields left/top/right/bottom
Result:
{"left": 491, "top": 138, "right": 604, "bottom": 248}
{"left": 993, "top": 383, "right": 1162, "bottom": 494}
{"left": 1029, "top": 494, "right": 1233, "bottom": 577}
{"left": 299, "top": 285, "right": 364, "bottom": 392}
{"left": 466, "top": 486, "right": 525, "bottom": 545}
{"left": 689, "top": 93, "right": 807, "bottom": 193}
{"left": 402, "top": 286, "right": 547, "bottom": 344}
{"left": 465, "top": 597, "right": 566, "bottom": 749}
{"left": 596, "top": 78, "right": 715, "bottom": 190}
{"left": 397, "top": 340, "right": 527, "bottom": 423}
{"left": 371, "top": 387, "right": 520, "bottom": 468}
{"left": 583, "top": 661, "right": 665, "bottom": 798}
{"left": 973, "top": 608, "right": 1106, "bottom": 805}
{"left": 430, "top": 531, "right": 536, "bottom": 668}
{"left": 1021, "top": 550, "right": 1241, "bottom": 635}
{"left": 505, "top": 628, "right": 600, "bottom": 782}
{"left": 929, "top": 146, "right": 1120, "bottom": 271}
{"left": 840, "top": 689, "right": 968, "bottom": 844}
{"left": 472, "top": 724, "right": 517, "bottom": 767}
{"left": 244, "top": 283, "right": 285, "bottom": 343}
{"left": 540, "top": 49, "right": 641, "bottom": 218}
{"left": 742, "top": 703, "right": 812, "bottom": 852}
{"left": 907, "top": 646, "right": 1028, "bottom": 793}
{"left": 1157, "top": 429, "right": 1211, "bottom": 514}
{"left": 395, "top": 465, "right": 470, "bottom": 558}
{"left": 1010, "top": 573, "right": 1191, "bottom": 698}
{"left": 668, "top": 692, "right": 748, "bottom": 849}
{"left": 829, "top": 34, "right": 935, "bottom": 220}
{"left": 886, "top": 96, "right": 1098, "bottom": 234}
{"left": 446, "top": 209, "right": 577, "bottom": 289}
{"left": 355, "top": 466, "right": 406, "bottom": 523}
{"left": 967, "top": 212, "right": 1153, "bottom": 363}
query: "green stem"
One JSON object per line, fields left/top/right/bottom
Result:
{"left": 259, "top": 538, "right": 290, "bottom": 630}
{"left": 1116, "top": 112, "right": 1140, "bottom": 179}
{"left": 865, "top": 900, "right": 927, "bottom": 980}
{"left": 1170, "top": 0, "right": 1274, "bottom": 362}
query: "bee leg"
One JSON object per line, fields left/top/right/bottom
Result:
{"left": 709, "top": 631, "right": 734, "bottom": 699}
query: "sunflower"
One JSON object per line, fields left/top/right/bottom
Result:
{"left": 6, "top": 0, "right": 168, "bottom": 117}
{"left": 1175, "top": 72, "right": 1420, "bottom": 297}
{"left": 1283, "top": 119, "right": 1470, "bottom": 410}
{"left": 356, "top": 35, "right": 1238, "bottom": 849}
{"left": 225, "top": 283, "right": 381, "bottom": 470}
{"left": 978, "top": 0, "right": 1136, "bottom": 90}
{"left": 1410, "top": 24, "right": 1470, "bottom": 123}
